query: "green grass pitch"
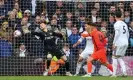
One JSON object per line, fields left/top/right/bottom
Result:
{"left": 0, "top": 76, "right": 132, "bottom": 80}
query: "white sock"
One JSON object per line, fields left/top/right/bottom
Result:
{"left": 112, "top": 58, "right": 118, "bottom": 76}
{"left": 118, "top": 58, "right": 127, "bottom": 75}
{"left": 83, "top": 65, "right": 88, "bottom": 74}
{"left": 75, "top": 62, "right": 83, "bottom": 75}
{"left": 107, "top": 68, "right": 113, "bottom": 75}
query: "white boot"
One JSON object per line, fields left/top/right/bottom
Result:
{"left": 66, "top": 72, "right": 73, "bottom": 76}
{"left": 43, "top": 71, "right": 48, "bottom": 76}
{"left": 82, "top": 74, "right": 91, "bottom": 77}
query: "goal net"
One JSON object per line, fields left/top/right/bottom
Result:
{"left": 0, "top": 0, "right": 133, "bottom": 76}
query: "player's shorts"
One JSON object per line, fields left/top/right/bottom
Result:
{"left": 91, "top": 48, "right": 107, "bottom": 63}
{"left": 45, "top": 46, "right": 65, "bottom": 59}
{"left": 113, "top": 45, "right": 128, "bottom": 56}
{"left": 80, "top": 49, "right": 93, "bottom": 59}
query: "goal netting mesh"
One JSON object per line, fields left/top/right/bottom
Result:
{"left": 0, "top": 0, "right": 133, "bottom": 76}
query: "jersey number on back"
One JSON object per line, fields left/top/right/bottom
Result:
{"left": 123, "top": 26, "right": 126, "bottom": 34}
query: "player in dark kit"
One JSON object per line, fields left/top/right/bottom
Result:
{"left": 31, "top": 22, "right": 72, "bottom": 76}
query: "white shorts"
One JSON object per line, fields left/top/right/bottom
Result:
{"left": 113, "top": 45, "right": 128, "bottom": 56}
{"left": 80, "top": 49, "right": 93, "bottom": 59}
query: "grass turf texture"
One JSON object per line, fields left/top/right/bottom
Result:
{"left": 0, "top": 76, "right": 132, "bottom": 80}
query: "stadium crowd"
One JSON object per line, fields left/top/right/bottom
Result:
{"left": 0, "top": 0, "right": 133, "bottom": 76}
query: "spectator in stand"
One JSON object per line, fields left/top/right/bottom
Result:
{"left": 0, "top": 38, "right": 13, "bottom": 57}
{"left": 16, "top": 18, "right": 31, "bottom": 34}
{"left": 117, "top": 2, "right": 125, "bottom": 18}
{"left": 41, "top": 10, "right": 49, "bottom": 24}
{"left": 50, "top": 19, "right": 61, "bottom": 31}
{"left": 77, "top": 13, "right": 86, "bottom": 33}
{"left": 56, "top": 1, "right": 65, "bottom": 15}
{"left": 124, "top": 10, "right": 131, "bottom": 24}
{"left": 64, "top": 12, "right": 76, "bottom": 26}
{"left": 14, "top": 43, "right": 29, "bottom": 57}
{"left": 40, "top": 15, "right": 46, "bottom": 24}
{"left": 68, "top": 26, "right": 85, "bottom": 55}
{"left": 94, "top": 2, "right": 100, "bottom": 11}
{"left": 109, "top": 5, "right": 116, "bottom": 16}
{"left": 93, "top": 2, "right": 103, "bottom": 17}
{"left": 117, "top": 2, "right": 125, "bottom": 12}
{"left": 15, "top": 18, "right": 31, "bottom": 49}
{"left": 0, "top": 22, "right": 13, "bottom": 57}
{"left": 126, "top": 21, "right": 133, "bottom": 56}
{"left": 56, "top": 1, "right": 64, "bottom": 9}
{"left": 99, "top": 21, "right": 108, "bottom": 36}
{"left": 54, "top": 8, "right": 64, "bottom": 27}
{"left": 0, "top": 22, "right": 13, "bottom": 42}
{"left": 88, "top": 8, "right": 98, "bottom": 23}
{"left": 129, "top": 2, "right": 133, "bottom": 20}
{"left": 63, "top": 20, "right": 73, "bottom": 38}
{"left": 101, "top": 4, "right": 116, "bottom": 21}
{"left": 29, "top": 15, "right": 41, "bottom": 32}
{"left": 0, "top": 0, "right": 9, "bottom": 23}
{"left": 101, "top": 21, "right": 108, "bottom": 28}
{"left": 65, "top": 12, "right": 73, "bottom": 21}
{"left": 108, "top": 15, "right": 115, "bottom": 34}
{"left": 75, "top": 2, "right": 86, "bottom": 18}
{"left": 23, "top": 10, "right": 33, "bottom": 23}
{"left": 106, "top": 15, "right": 115, "bottom": 55}
{"left": 8, "top": 11, "right": 20, "bottom": 30}
{"left": 35, "top": 16, "right": 41, "bottom": 25}
{"left": 46, "top": 1, "right": 65, "bottom": 20}
{"left": 96, "top": 17, "right": 102, "bottom": 27}
{"left": 13, "top": 2, "right": 22, "bottom": 19}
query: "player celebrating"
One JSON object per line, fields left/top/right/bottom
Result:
{"left": 112, "top": 11, "right": 129, "bottom": 77}
{"left": 82, "top": 22, "right": 113, "bottom": 77}
{"left": 31, "top": 22, "right": 72, "bottom": 76}
{"left": 73, "top": 31, "right": 95, "bottom": 77}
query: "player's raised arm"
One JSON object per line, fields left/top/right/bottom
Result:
{"left": 31, "top": 30, "right": 44, "bottom": 38}
{"left": 72, "top": 31, "right": 87, "bottom": 48}
{"left": 72, "top": 36, "right": 84, "bottom": 48}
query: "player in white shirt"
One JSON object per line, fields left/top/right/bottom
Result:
{"left": 73, "top": 31, "right": 95, "bottom": 77}
{"left": 112, "top": 11, "right": 129, "bottom": 77}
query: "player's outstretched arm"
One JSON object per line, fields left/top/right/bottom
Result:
{"left": 31, "top": 31, "right": 44, "bottom": 38}
{"left": 73, "top": 37, "right": 84, "bottom": 48}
